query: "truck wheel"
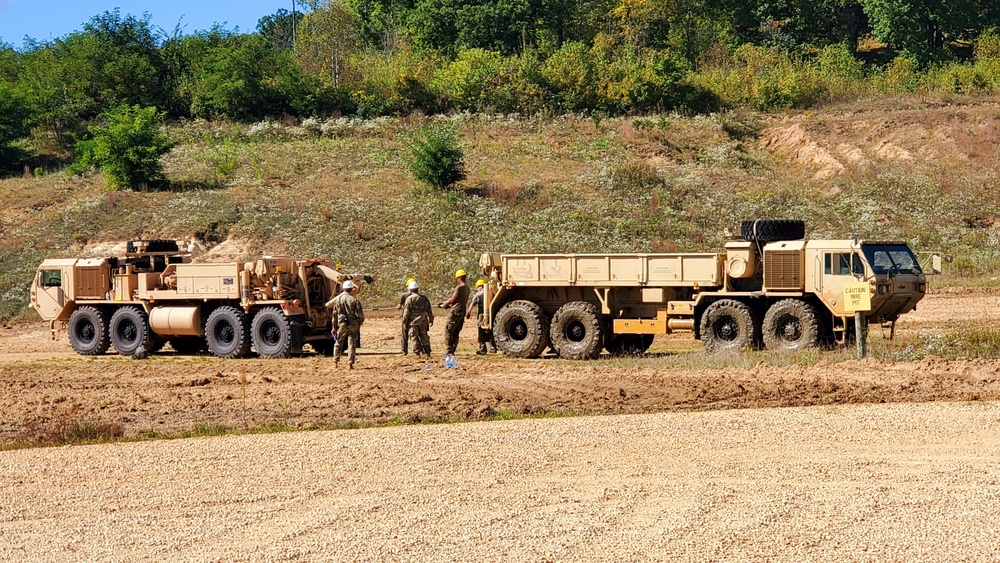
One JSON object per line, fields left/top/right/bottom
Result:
{"left": 67, "top": 306, "right": 110, "bottom": 356}
{"left": 206, "top": 306, "right": 251, "bottom": 359}
{"left": 606, "top": 334, "right": 654, "bottom": 356}
{"left": 762, "top": 299, "right": 820, "bottom": 351}
{"left": 700, "top": 299, "right": 758, "bottom": 353}
{"left": 251, "top": 307, "right": 293, "bottom": 359}
{"left": 169, "top": 337, "right": 206, "bottom": 355}
{"left": 110, "top": 306, "right": 153, "bottom": 359}
{"left": 494, "top": 300, "right": 550, "bottom": 358}
{"left": 741, "top": 219, "right": 805, "bottom": 242}
{"left": 550, "top": 301, "right": 603, "bottom": 360}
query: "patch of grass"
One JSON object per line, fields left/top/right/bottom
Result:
{"left": 870, "top": 322, "right": 1000, "bottom": 361}
{"left": 1, "top": 408, "right": 579, "bottom": 451}
{"left": 3, "top": 417, "right": 126, "bottom": 450}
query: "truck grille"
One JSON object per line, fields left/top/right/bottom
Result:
{"left": 764, "top": 251, "right": 802, "bottom": 290}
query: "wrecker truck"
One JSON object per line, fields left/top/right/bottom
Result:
{"left": 31, "top": 240, "right": 369, "bottom": 358}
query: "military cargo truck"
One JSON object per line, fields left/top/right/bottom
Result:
{"left": 31, "top": 240, "right": 369, "bottom": 358}
{"left": 479, "top": 220, "right": 937, "bottom": 359}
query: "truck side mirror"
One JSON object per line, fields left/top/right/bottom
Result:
{"left": 931, "top": 253, "right": 942, "bottom": 275}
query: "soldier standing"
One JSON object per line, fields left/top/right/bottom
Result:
{"left": 402, "top": 281, "right": 434, "bottom": 358}
{"left": 437, "top": 269, "right": 470, "bottom": 355}
{"left": 466, "top": 278, "right": 496, "bottom": 355}
{"left": 326, "top": 279, "right": 365, "bottom": 369}
{"left": 397, "top": 277, "right": 416, "bottom": 355}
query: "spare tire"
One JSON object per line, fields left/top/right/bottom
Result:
{"left": 741, "top": 219, "right": 805, "bottom": 242}
{"left": 494, "top": 300, "right": 550, "bottom": 358}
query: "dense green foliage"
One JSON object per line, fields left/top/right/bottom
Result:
{"left": 409, "top": 124, "right": 466, "bottom": 189}
{"left": 71, "top": 105, "right": 174, "bottom": 189}
{"left": 0, "top": 2, "right": 999, "bottom": 173}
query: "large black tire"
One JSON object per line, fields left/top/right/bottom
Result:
{"left": 741, "top": 219, "right": 805, "bottom": 242}
{"left": 67, "top": 306, "right": 110, "bottom": 356}
{"left": 606, "top": 334, "right": 654, "bottom": 356}
{"left": 700, "top": 299, "right": 758, "bottom": 353}
{"left": 169, "top": 336, "right": 206, "bottom": 355}
{"left": 109, "top": 306, "right": 154, "bottom": 359}
{"left": 494, "top": 300, "right": 550, "bottom": 358}
{"left": 127, "top": 239, "right": 179, "bottom": 253}
{"left": 762, "top": 299, "right": 820, "bottom": 352}
{"left": 251, "top": 307, "right": 293, "bottom": 359}
{"left": 549, "top": 301, "right": 604, "bottom": 360}
{"left": 205, "top": 306, "right": 251, "bottom": 359}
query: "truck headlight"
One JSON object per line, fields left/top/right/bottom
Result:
{"left": 877, "top": 283, "right": 889, "bottom": 294}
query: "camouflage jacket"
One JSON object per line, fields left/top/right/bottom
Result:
{"left": 402, "top": 292, "right": 434, "bottom": 327}
{"left": 327, "top": 292, "right": 365, "bottom": 326}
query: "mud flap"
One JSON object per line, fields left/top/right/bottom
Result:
{"left": 290, "top": 322, "right": 304, "bottom": 354}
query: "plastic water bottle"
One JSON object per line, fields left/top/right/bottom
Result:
{"left": 444, "top": 354, "right": 457, "bottom": 369}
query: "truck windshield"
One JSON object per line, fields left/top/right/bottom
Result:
{"left": 861, "top": 244, "right": 922, "bottom": 275}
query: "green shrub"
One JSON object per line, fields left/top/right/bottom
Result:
{"left": 430, "top": 48, "right": 522, "bottom": 112}
{"left": 409, "top": 123, "right": 466, "bottom": 190}
{"left": 541, "top": 42, "right": 598, "bottom": 111}
{"left": 70, "top": 104, "right": 174, "bottom": 190}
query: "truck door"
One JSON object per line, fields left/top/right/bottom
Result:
{"left": 818, "top": 251, "right": 865, "bottom": 315}
{"left": 33, "top": 268, "right": 67, "bottom": 320}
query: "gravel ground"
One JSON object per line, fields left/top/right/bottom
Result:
{"left": 2, "top": 401, "right": 1000, "bottom": 562}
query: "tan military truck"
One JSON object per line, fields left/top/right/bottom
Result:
{"left": 31, "top": 240, "right": 369, "bottom": 358}
{"left": 479, "top": 220, "right": 937, "bottom": 358}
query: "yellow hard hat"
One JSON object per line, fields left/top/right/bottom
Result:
{"left": 454, "top": 269, "right": 467, "bottom": 279}
{"left": 405, "top": 277, "right": 416, "bottom": 287}
{"left": 475, "top": 278, "right": 486, "bottom": 288}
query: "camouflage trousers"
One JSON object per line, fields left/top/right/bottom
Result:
{"left": 445, "top": 314, "right": 465, "bottom": 355}
{"left": 408, "top": 322, "right": 431, "bottom": 357}
{"left": 334, "top": 323, "right": 360, "bottom": 366}
{"left": 400, "top": 323, "right": 409, "bottom": 355}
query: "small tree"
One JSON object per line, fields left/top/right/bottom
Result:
{"left": 409, "top": 123, "right": 466, "bottom": 190}
{"left": 0, "top": 83, "right": 32, "bottom": 170}
{"left": 72, "top": 104, "right": 174, "bottom": 189}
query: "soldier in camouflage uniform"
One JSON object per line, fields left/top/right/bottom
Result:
{"left": 397, "top": 277, "right": 416, "bottom": 355}
{"left": 401, "top": 281, "right": 434, "bottom": 358}
{"left": 326, "top": 279, "right": 365, "bottom": 369}
{"left": 437, "top": 269, "right": 470, "bottom": 355}
{"left": 466, "top": 278, "right": 496, "bottom": 355}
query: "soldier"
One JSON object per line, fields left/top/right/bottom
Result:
{"left": 401, "top": 281, "right": 433, "bottom": 358}
{"left": 397, "top": 277, "right": 416, "bottom": 355}
{"left": 326, "top": 279, "right": 365, "bottom": 369}
{"left": 466, "top": 278, "right": 497, "bottom": 355}
{"left": 437, "top": 269, "right": 470, "bottom": 355}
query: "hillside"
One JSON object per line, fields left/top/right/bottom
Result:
{"left": 3, "top": 96, "right": 1000, "bottom": 320}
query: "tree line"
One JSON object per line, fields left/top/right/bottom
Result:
{"left": 2, "top": 1, "right": 1000, "bottom": 170}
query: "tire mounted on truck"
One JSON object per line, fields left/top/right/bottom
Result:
{"left": 549, "top": 301, "right": 603, "bottom": 360}
{"left": 67, "top": 306, "right": 110, "bottom": 355}
{"left": 700, "top": 299, "right": 758, "bottom": 353}
{"left": 762, "top": 299, "right": 820, "bottom": 351}
{"left": 493, "top": 300, "right": 550, "bottom": 358}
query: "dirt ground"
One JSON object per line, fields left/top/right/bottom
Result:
{"left": 2, "top": 289, "right": 999, "bottom": 445}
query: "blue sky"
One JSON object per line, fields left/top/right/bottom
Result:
{"left": 0, "top": 0, "right": 297, "bottom": 45}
